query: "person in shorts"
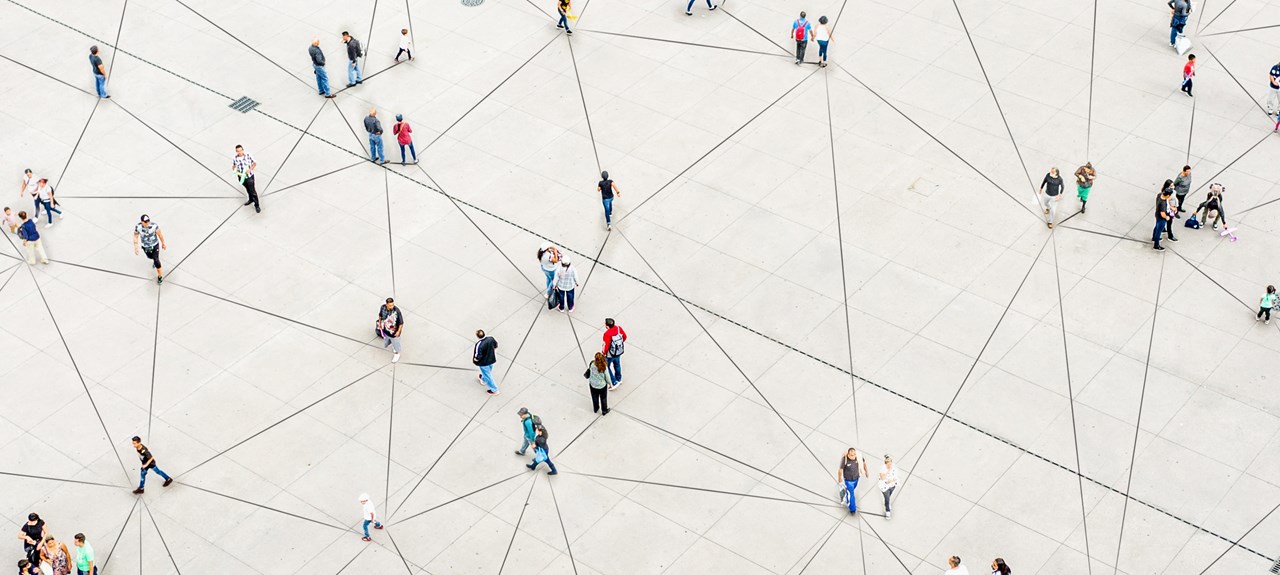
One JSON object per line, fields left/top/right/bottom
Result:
{"left": 133, "top": 215, "right": 167, "bottom": 283}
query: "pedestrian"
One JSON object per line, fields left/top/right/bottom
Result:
{"left": 835, "top": 447, "right": 869, "bottom": 514}
{"left": 132, "top": 215, "right": 166, "bottom": 283}
{"left": 18, "top": 559, "right": 40, "bottom": 575}
{"left": 130, "top": 435, "right": 173, "bottom": 493}
{"left": 473, "top": 329, "right": 499, "bottom": 395}
{"left": 791, "top": 12, "right": 812, "bottom": 65}
{"left": 538, "top": 242, "right": 561, "bottom": 297}
{"left": 685, "top": 0, "right": 717, "bottom": 16}
{"left": 553, "top": 255, "right": 578, "bottom": 313}
{"left": 18, "top": 513, "right": 47, "bottom": 566}
{"left": 878, "top": 454, "right": 898, "bottom": 518}
{"left": 3, "top": 207, "right": 17, "bottom": 234}
{"left": 943, "top": 556, "right": 970, "bottom": 575}
{"left": 1153, "top": 187, "right": 1174, "bottom": 251}
{"left": 309, "top": 39, "right": 335, "bottom": 98}
{"left": 1257, "top": 285, "right": 1276, "bottom": 324}
{"left": 514, "top": 407, "right": 539, "bottom": 455}
{"left": 364, "top": 108, "right": 385, "bottom": 164}
{"left": 814, "top": 16, "right": 831, "bottom": 67}
{"left": 17, "top": 212, "right": 48, "bottom": 266}
{"left": 1159, "top": 181, "right": 1180, "bottom": 243}
{"left": 377, "top": 297, "right": 403, "bottom": 363}
{"left": 585, "top": 352, "right": 610, "bottom": 415}
{"left": 1039, "top": 167, "right": 1063, "bottom": 228}
{"left": 598, "top": 171, "right": 620, "bottom": 230}
{"left": 1073, "top": 162, "right": 1095, "bottom": 213}
{"left": 1196, "top": 183, "right": 1226, "bottom": 230}
{"left": 992, "top": 558, "right": 1011, "bottom": 575}
{"left": 342, "top": 32, "right": 363, "bottom": 86}
{"left": 395, "top": 28, "right": 413, "bottom": 62}
{"left": 232, "top": 145, "right": 261, "bottom": 213}
{"left": 39, "top": 537, "right": 69, "bottom": 575}
{"left": 525, "top": 425, "right": 558, "bottom": 475}
{"left": 357, "top": 494, "right": 384, "bottom": 542}
{"left": 556, "top": 0, "right": 574, "bottom": 34}
{"left": 31, "top": 180, "right": 62, "bottom": 228}
{"left": 18, "top": 169, "right": 38, "bottom": 214}
{"left": 601, "top": 318, "right": 626, "bottom": 389}
{"left": 89, "top": 46, "right": 108, "bottom": 99}
{"left": 71, "top": 534, "right": 93, "bottom": 575}
{"left": 1181, "top": 54, "right": 1196, "bottom": 97}
{"left": 1168, "top": 0, "right": 1191, "bottom": 48}
{"left": 1173, "top": 165, "right": 1192, "bottom": 218}
{"left": 1267, "top": 61, "right": 1280, "bottom": 116}
{"left": 392, "top": 114, "right": 416, "bottom": 164}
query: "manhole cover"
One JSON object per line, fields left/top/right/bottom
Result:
{"left": 461, "top": 0, "right": 483, "bottom": 5}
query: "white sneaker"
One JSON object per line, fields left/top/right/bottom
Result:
{"left": 44, "top": 223, "right": 52, "bottom": 229}
{"left": 392, "top": 353, "right": 400, "bottom": 363}
{"left": 885, "top": 511, "right": 891, "bottom": 518}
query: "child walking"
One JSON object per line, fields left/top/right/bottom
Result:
{"left": 1259, "top": 285, "right": 1277, "bottom": 324}
{"left": 4, "top": 206, "right": 18, "bottom": 234}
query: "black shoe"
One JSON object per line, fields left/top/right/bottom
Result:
{"left": 1168, "top": 236, "right": 1178, "bottom": 242}
{"left": 319, "top": 92, "right": 325, "bottom": 95}
{"left": 325, "top": 94, "right": 336, "bottom": 99}
{"left": 243, "top": 200, "right": 253, "bottom": 206}
{"left": 1154, "top": 245, "right": 1166, "bottom": 251}
{"left": 347, "top": 83, "right": 356, "bottom": 87}
{"left": 601, "top": 408, "right": 609, "bottom": 415}
{"left": 157, "top": 275, "right": 163, "bottom": 284}
{"left": 547, "top": 471, "right": 558, "bottom": 475}
{"left": 133, "top": 488, "right": 144, "bottom": 494}
{"left": 1175, "top": 213, "right": 1181, "bottom": 218}
{"left": 163, "top": 478, "right": 173, "bottom": 487}
{"left": 566, "top": 29, "right": 573, "bottom": 34}
{"left": 356, "top": 80, "right": 363, "bottom": 84}
{"left": 556, "top": 23, "right": 564, "bottom": 28}
{"left": 526, "top": 463, "right": 535, "bottom": 470}
{"left": 255, "top": 205, "right": 261, "bottom": 213}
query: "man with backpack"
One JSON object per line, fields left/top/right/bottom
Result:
{"left": 602, "top": 318, "right": 627, "bottom": 389}
{"left": 342, "top": 31, "right": 363, "bottom": 86}
{"left": 791, "top": 12, "right": 812, "bottom": 65}
{"left": 515, "top": 407, "right": 540, "bottom": 456}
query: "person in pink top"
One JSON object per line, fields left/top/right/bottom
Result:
{"left": 393, "top": 114, "right": 416, "bottom": 164}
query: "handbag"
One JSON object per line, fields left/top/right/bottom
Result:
{"left": 534, "top": 448, "right": 548, "bottom": 464}
{"left": 583, "top": 367, "right": 591, "bottom": 379}
{"left": 1175, "top": 33, "right": 1192, "bottom": 55}
{"left": 1184, "top": 214, "right": 1201, "bottom": 229}
{"left": 547, "top": 290, "right": 559, "bottom": 309}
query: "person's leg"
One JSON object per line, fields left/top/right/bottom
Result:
{"left": 600, "top": 385, "right": 608, "bottom": 413}
{"left": 356, "top": 61, "right": 363, "bottom": 83}
{"left": 245, "top": 175, "right": 259, "bottom": 207}
{"left": 517, "top": 437, "right": 531, "bottom": 455}
{"left": 1175, "top": 194, "right": 1187, "bottom": 217}
{"left": 566, "top": 289, "right": 575, "bottom": 311}
{"left": 480, "top": 364, "right": 497, "bottom": 392}
{"left": 818, "top": 40, "right": 828, "bottom": 63}
{"left": 1152, "top": 220, "right": 1163, "bottom": 248}
{"left": 796, "top": 41, "right": 806, "bottom": 63}
{"left": 843, "top": 480, "right": 857, "bottom": 512}
{"left": 1267, "top": 88, "right": 1280, "bottom": 115}
{"left": 395, "top": 48, "right": 405, "bottom": 61}
{"left": 24, "top": 241, "right": 36, "bottom": 264}
{"left": 139, "top": 467, "right": 149, "bottom": 489}
{"left": 154, "top": 466, "right": 171, "bottom": 481}
{"left": 362, "top": 519, "right": 371, "bottom": 538}
{"left": 544, "top": 269, "right": 555, "bottom": 295}
{"left": 557, "top": 289, "right": 567, "bottom": 310}
{"left": 590, "top": 386, "right": 601, "bottom": 412}
{"left": 545, "top": 457, "right": 558, "bottom": 474}
{"left": 884, "top": 486, "right": 894, "bottom": 513}
{"left": 1047, "top": 197, "right": 1057, "bottom": 225}
{"left": 33, "top": 198, "right": 43, "bottom": 221}
{"left": 607, "top": 355, "right": 621, "bottom": 384}
{"left": 33, "top": 240, "right": 47, "bottom": 264}
{"left": 48, "top": 200, "right": 62, "bottom": 216}
{"left": 368, "top": 135, "right": 378, "bottom": 161}
{"left": 1170, "top": 22, "right": 1178, "bottom": 46}
{"left": 686, "top": 0, "right": 695, "bottom": 12}
{"left": 399, "top": 144, "right": 407, "bottom": 164}
{"left": 95, "top": 74, "right": 108, "bottom": 98}
{"left": 391, "top": 337, "right": 402, "bottom": 354}
{"left": 1259, "top": 308, "right": 1266, "bottom": 319}
{"left": 602, "top": 198, "right": 613, "bottom": 224}
{"left": 408, "top": 142, "right": 417, "bottom": 161}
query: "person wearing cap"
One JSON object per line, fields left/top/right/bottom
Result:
{"left": 18, "top": 513, "right": 47, "bottom": 565}
{"left": 132, "top": 215, "right": 167, "bottom": 283}
{"left": 552, "top": 255, "right": 579, "bottom": 313}
{"left": 377, "top": 298, "right": 404, "bottom": 363}
{"left": 473, "top": 329, "right": 499, "bottom": 395}
{"left": 358, "top": 494, "right": 383, "bottom": 541}
{"left": 392, "top": 114, "right": 416, "bottom": 164}
{"left": 597, "top": 171, "right": 620, "bottom": 230}
{"left": 515, "top": 408, "right": 536, "bottom": 455}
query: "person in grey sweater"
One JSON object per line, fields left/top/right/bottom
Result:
{"left": 1173, "top": 165, "right": 1191, "bottom": 218}
{"left": 309, "top": 39, "right": 335, "bottom": 98}
{"left": 364, "top": 108, "right": 385, "bottom": 164}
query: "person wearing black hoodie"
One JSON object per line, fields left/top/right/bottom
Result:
{"left": 473, "top": 330, "right": 499, "bottom": 395}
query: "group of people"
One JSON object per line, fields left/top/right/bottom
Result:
{"left": 1152, "top": 166, "right": 1232, "bottom": 250}
{"left": 8, "top": 169, "right": 66, "bottom": 265}
{"left": 940, "top": 556, "right": 1013, "bottom": 575}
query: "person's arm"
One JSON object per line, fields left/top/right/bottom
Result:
{"left": 249, "top": 161, "right": 257, "bottom": 173}
{"left": 862, "top": 459, "right": 869, "bottom": 477}
{"left": 394, "top": 317, "right": 403, "bottom": 337}
{"left": 133, "top": 230, "right": 140, "bottom": 255}
{"left": 157, "top": 228, "right": 167, "bottom": 250}
{"left": 612, "top": 182, "right": 621, "bottom": 196}
{"left": 835, "top": 458, "right": 844, "bottom": 483}
{"left": 98, "top": 61, "right": 107, "bottom": 76}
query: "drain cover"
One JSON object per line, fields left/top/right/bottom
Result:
{"left": 229, "top": 96, "right": 260, "bottom": 113}
{"left": 1271, "top": 558, "right": 1280, "bottom": 574}
{"left": 461, "top": 0, "right": 483, "bottom": 5}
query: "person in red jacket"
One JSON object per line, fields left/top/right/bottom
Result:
{"left": 393, "top": 114, "right": 416, "bottom": 164}
{"left": 601, "top": 318, "right": 626, "bottom": 389}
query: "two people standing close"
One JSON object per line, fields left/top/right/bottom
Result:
{"left": 790, "top": 13, "right": 833, "bottom": 67}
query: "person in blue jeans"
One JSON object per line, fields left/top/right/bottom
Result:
{"left": 342, "top": 31, "right": 363, "bottom": 86}
{"left": 89, "top": 46, "right": 109, "bottom": 98}
{"left": 363, "top": 108, "right": 385, "bottom": 164}
{"left": 131, "top": 436, "right": 172, "bottom": 493}
{"left": 358, "top": 494, "right": 384, "bottom": 541}
{"left": 309, "top": 39, "right": 335, "bottom": 98}
{"left": 598, "top": 171, "right": 621, "bottom": 230}
{"left": 515, "top": 407, "right": 537, "bottom": 455}
{"left": 538, "top": 243, "right": 561, "bottom": 296}
{"left": 685, "top": 0, "right": 717, "bottom": 15}
{"left": 526, "top": 426, "right": 558, "bottom": 475}
{"left": 814, "top": 16, "right": 831, "bottom": 67}
{"left": 473, "top": 329, "right": 500, "bottom": 395}
{"left": 32, "top": 179, "right": 62, "bottom": 227}
{"left": 1168, "top": 0, "right": 1190, "bottom": 47}
{"left": 835, "top": 447, "right": 868, "bottom": 514}
{"left": 556, "top": 0, "right": 573, "bottom": 34}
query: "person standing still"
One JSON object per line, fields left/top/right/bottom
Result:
{"left": 18, "top": 513, "right": 48, "bottom": 566}
{"left": 878, "top": 454, "right": 898, "bottom": 518}
{"left": 17, "top": 212, "right": 48, "bottom": 266}
{"left": 525, "top": 425, "right": 558, "bottom": 475}
{"left": 943, "top": 556, "right": 970, "bottom": 575}
{"left": 1039, "top": 167, "right": 1063, "bottom": 228}
{"left": 357, "top": 494, "right": 383, "bottom": 542}
{"left": 1074, "top": 162, "right": 1095, "bottom": 213}
{"left": 814, "top": 16, "right": 831, "bottom": 67}
{"left": 1160, "top": 180, "right": 1180, "bottom": 242}
{"left": 72, "top": 534, "right": 94, "bottom": 575}
{"left": 553, "top": 256, "right": 579, "bottom": 313}
{"left": 598, "top": 171, "right": 620, "bottom": 230}
{"left": 395, "top": 28, "right": 413, "bottom": 62}
{"left": 232, "top": 145, "right": 261, "bottom": 213}
{"left": 473, "top": 330, "right": 500, "bottom": 395}
{"left": 1153, "top": 188, "right": 1174, "bottom": 251}
{"left": 393, "top": 114, "right": 416, "bottom": 164}
{"left": 133, "top": 215, "right": 166, "bottom": 283}
{"left": 1181, "top": 54, "right": 1196, "bottom": 96}
{"left": 131, "top": 436, "right": 172, "bottom": 493}
{"left": 556, "top": 0, "right": 574, "bottom": 34}
{"left": 342, "top": 32, "right": 363, "bottom": 86}
{"left": 89, "top": 46, "right": 109, "bottom": 99}
{"left": 992, "top": 558, "right": 1012, "bottom": 575}
{"left": 1168, "top": 0, "right": 1191, "bottom": 48}
{"left": 836, "top": 448, "right": 869, "bottom": 514}
{"left": 1173, "top": 165, "right": 1192, "bottom": 218}
{"left": 602, "top": 318, "right": 626, "bottom": 389}
{"left": 585, "top": 352, "right": 610, "bottom": 415}
{"left": 538, "top": 243, "right": 561, "bottom": 297}
{"left": 364, "top": 109, "right": 386, "bottom": 164}
{"left": 515, "top": 407, "right": 537, "bottom": 455}
{"left": 377, "top": 297, "right": 403, "bottom": 363}
{"left": 792, "top": 12, "right": 812, "bottom": 65}
{"left": 1267, "top": 61, "right": 1280, "bottom": 116}
{"left": 1257, "top": 285, "right": 1277, "bottom": 324}
{"left": 309, "top": 40, "right": 336, "bottom": 98}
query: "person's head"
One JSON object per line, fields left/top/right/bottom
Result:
{"left": 73, "top": 534, "right": 85, "bottom": 547}
{"left": 604, "top": 318, "right": 615, "bottom": 328}
{"left": 395, "top": 114, "right": 403, "bottom": 121}
{"left": 235, "top": 145, "right": 244, "bottom": 155}
{"left": 884, "top": 454, "right": 893, "bottom": 467}
{"left": 23, "top": 168, "right": 32, "bottom": 176}
{"left": 18, "top": 559, "right": 31, "bottom": 573}
{"left": 358, "top": 493, "right": 369, "bottom": 503}
{"left": 992, "top": 558, "right": 1010, "bottom": 574}
{"left": 312, "top": 38, "right": 321, "bottom": 47}
{"left": 384, "top": 297, "right": 395, "bottom": 310}
{"left": 18, "top": 210, "right": 28, "bottom": 221}
{"left": 948, "top": 556, "right": 961, "bottom": 568}
{"left": 845, "top": 447, "right": 857, "bottom": 458}
{"left": 342, "top": 31, "right": 351, "bottom": 41}
{"left": 560, "top": 255, "right": 571, "bottom": 268}
{"left": 131, "top": 435, "right": 142, "bottom": 447}
{"left": 600, "top": 170, "right": 609, "bottom": 180}
{"left": 819, "top": 15, "right": 828, "bottom": 24}
{"left": 140, "top": 214, "right": 151, "bottom": 227}
{"left": 476, "top": 329, "right": 486, "bottom": 340}
{"left": 535, "top": 425, "right": 546, "bottom": 437}
{"left": 27, "top": 513, "right": 39, "bottom": 523}
{"left": 1182, "top": 165, "right": 1192, "bottom": 174}
{"left": 401, "top": 28, "right": 409, "bottom": 35}
{"left": 1084, "top": 161, "right": 1093, "bottom": 170}
{"left": 1268, "top": 285, "right": 1276, "bottom": 294}
{"left": 1049, "top": 167, "right": 1058, "bottom": 176}
{"left": 799, "top": 11, "right": 806, "bottom": 18}
{"left": 593, "top": 352, "right": 607, "bottom": 371}
{"left": 1188, "top": 53, "right": 1196, "bottom": 62}
{"left": 90, "top": 46, "right": 99, "bottom": 55}
{"left": 3, "top": 207, "right": 9, "bottom": 215}
{"left": 36, "top": 178, "right": 47, "bottom": 186}
{"left": 1161, "top": 180, "right": 1173, "bottom": 194}
{"left": 43, "top": 536, "right": 56, "bottom": 547}
{"left": 369, "top": 108, "right": 377, "bottom": 116}
{"left": 518, "top": 407, "right": 529, "bottom": 420}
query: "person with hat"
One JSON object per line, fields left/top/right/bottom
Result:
{"left": 552, "top": 255, "right": 579, "bottom": 313}
{"left": 357, "top": 494, "right": 383, "bottom": 542}
{"left": 537, "top": 242, "right": 561, "bottom": 297}
{"left": 515, "top": 407, "right": 537, "bottom": 455}
{"left": 132, "top": 214, "right": 167, "bottom": 283}
{"left": 392, "top": 114, "right": 416, "bottom": 164}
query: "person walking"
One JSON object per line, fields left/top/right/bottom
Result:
{"left": 598, "top": 171, "right": 620, "bottom": 230}
{"left": 364, "top": 108, "right": 385, "bottom": 164}
{"left": 309, "top": 39, "right": 336, "bottom": 98}
{"left": 131, "top": 436, "right": 173, "bottom": 493}
{"left": 18, "top": 169, "right": 38, "bottom": 218}
{"left": 1267, "top": 61, "right": 1280, "bottom": 116}
{"left": 17, "top": 212, "right": 48, "bottom": 266}
{"left": 377, "top": 297, "right": 403, "bottom": 363}
{"left": 395, "top": 28, "right": 413, "bottom": 62}
{"left": 991, "top": 558, "right": 1012, "bottom": 575}
{"left": 1039, "top": 167, "right": 1063, "bottom": 228}
{"left": 538, "top": 242, "right": 561, "bottom": 297}
{"left": 1173, "top": 165, "right": 1192, "bottom": 218}
{"left": 39, "top": 537, "right": 70, "bottom": 575}
{"left": 89, "top": 46, "right": 109, "bottom": 99}
{"left": 814, "top": 16, "right": 831, "bottom": 67}
{"left": 392, "top": 115, "right": 416, "bottom": 164}
{"left": 72, "top": 534, "right": 94, "bottom": 575}
{"left": 1181, "top": 54, "right": 1196, "bottom": 96}
{"left": 357, "top": 494, "right": 384, "bottom": 542}
{"left": 473, "top": 329, "right": 499, "bottom": 395}
{"left": 791, "top": 12, "right": 812, "bottom": 65}
{"left": 525, "top": 425, "right": 558, "bottom": 475}
{"left": 32, "top": 179, "right": 62, "bottom": 228}
{"left": 133, "top": 215, "right": 166, "bottom": 283}
{"left": 685, "top": 0, "right": 717, "bottom": 16}
{"left": 1074, "top": 162, "right": 1095, "bottom": 213}
{"left": 878, "top": 454, "right": 898, "bottom": 518}
{"left": 1153, "top": 187, "right": 1174, "bottom": 251}
{"left": 553, "top": 256, "right": 579, "bottom": 313}
{"left": 585, "top": 352, "right": 610, "bottom": 415}
{"left": 556, "top": 0, "right": 574, "bottom": 34}
{"left": 18, "top": 513, "right": 47, "bottom": 566}
{"left": 601, "top": 318, "right": 626, "bottom": 389}
{"left": 4, "top": 207, "right": 17, "bottom": 234}
{"left": 342, "top": 32, "right": 363, "bottom": 86}
{"left": 1168, "top": 0, "right": 1191, "bottom": 48}
{"left": 835, "top": 448, "right": 869, "bottom": 514}
{"left": 1258, "top": 285, "right": 1276, "bottom": 324}
{"left": 232, "top": 145, "right": 261, "bottom": 213}
{"left": 1196, "top": 183, "right": 1226, "bottom": 230}
{"left": 943, "top": 556, "right": 970, "bottom": 575}
{"left": 515, "top": 407, "right": 539, "bottom": 455}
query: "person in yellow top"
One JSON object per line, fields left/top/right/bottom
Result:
{"left": 556, "top": 0, "right": 574, "bottom": 34}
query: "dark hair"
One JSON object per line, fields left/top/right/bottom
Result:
{"left": 819, "top": 15, "right": 828, "bottom": 24}
{"left": 18, "top": 211, "right": 27, "bottom": 219}
{"left": 601, "top": 170, "right": 609, "bottom": 180}
{"left": 18, "top": 560, "right": 30, "bottom": 569}
{"left": 235, "top": 144, "right": 243, "bottom": 150}
{"left": 90, "top": 46, "right": 99, "bottom": 54}
{"left": 605, "top": 318, "right": 615, "bottom": 327}
{"left": 1182, "top": 165, "right": 1191, "bottom": 171}
{"left": 949, "top": 556, "right": 961, "bottom": 567}
{"left": 476, "top": 329, "right": 485, "bottom": 338}
{"left": 28, "top": 513, "right": 38, "bottom": 522}
{"left": 37, "top": 179, "right": 47, "bottom": 185}
{"left": 593, "top": 352, "right": 607, "bottom": 372}
{"left": 1188, "top": 53, "right": 1195, "bottom": 60}
{"left": 342, "top": 31, "right": 350, "bottom": 36}
{"left": 994, "top": 558, "right": 1011, "bottom": 574}
{"left": 799, "top": 11, "right": 806, "bottom": 17}
{"left": 1268, "top": 285, "right": 1276, "bottom": 294}
{"left": 74, "top": 533, "right": 85, "bottom": 543}
{"left": 535, "top": 424, "right": 547, "bottom": 438}
{"left": 385, "top": 297, "right": 394, "bottom": 304}
{"left": 1161, "top": 180, "right": 1173, "bottom": 194}
{"left": 132, "top": 435, "right": 142, "bottom": 442}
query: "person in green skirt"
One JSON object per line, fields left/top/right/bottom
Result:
{"left": 1074, "top": 162, "right": 1096, "bottom": 213}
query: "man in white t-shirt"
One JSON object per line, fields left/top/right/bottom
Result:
{"left": 18, "top": 169, "right": 38, "bottom": 218}
{"left": 943, "top": 556, "right": 970, "bottom": 575}
{"left": 358, "top": 493, "right": 383, "bottom": 542}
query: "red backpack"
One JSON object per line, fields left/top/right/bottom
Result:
{"left": 794, "top": 20, "right": 807, "bottom": 41}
